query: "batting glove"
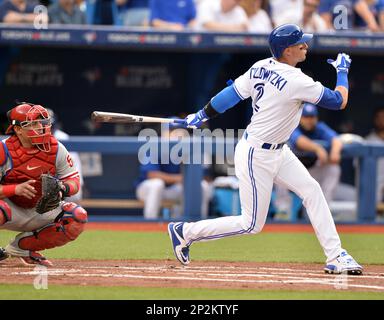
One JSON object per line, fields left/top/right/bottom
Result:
{"left": 327, "top": 53, "right": 352, "bottom": 73}
{"left": 185, "top": 109, "right": 209, "bottom": 129}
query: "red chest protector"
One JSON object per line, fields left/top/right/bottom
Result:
{"left": 2, "top": 135, "right": 58, "bottom": 208}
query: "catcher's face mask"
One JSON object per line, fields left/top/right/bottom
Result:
{"left": 6, "top": 104, "right": 52, "bottom": 152}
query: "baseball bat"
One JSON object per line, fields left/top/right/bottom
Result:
{"left": 91, "top": 111, "right": 186, "bottom": 125}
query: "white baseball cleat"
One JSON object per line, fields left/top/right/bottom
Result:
{"left": 324, "top": 250, "right": 363, "bottom": 275}
{"left": 168, "top": 222, "right": 190, "bottom": 265}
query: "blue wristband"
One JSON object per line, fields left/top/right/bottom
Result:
{"left": 336, "top": 71, "right": 348, "bottom": 89}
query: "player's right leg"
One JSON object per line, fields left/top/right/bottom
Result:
{"left": 274, "top": 146, "right": 362, "bottom": 275}
{"left": 168, "top": 138, "right": 275, "bottom": 265}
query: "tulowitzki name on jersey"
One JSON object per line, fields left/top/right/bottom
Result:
{"left": 249, "top": 67, "right": 287, "bottom": 91}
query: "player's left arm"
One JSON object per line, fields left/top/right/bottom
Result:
{"left": 316, "top": 53, "right": 352, "bottom": 111}
{"left": 55, "top": 142, "right": 80, "bottom": 197}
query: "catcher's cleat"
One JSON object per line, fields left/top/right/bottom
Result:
{"left": 19, "top": 251, "right": 53, "bottom": 267}
{"left": 0, "top": 247, "right": 9, "bottom": 261}
{"left": 324, "top": 250, "right": 363, "bottom": 275}
{"left": 168, "top": 222, "right": 190, "bottom": 265}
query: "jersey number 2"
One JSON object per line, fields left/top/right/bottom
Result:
{"left": 253, "top": 83, "right": 265, "bottom": 112}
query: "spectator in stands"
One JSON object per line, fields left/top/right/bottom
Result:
{"left": 318, "top": 0, "right": 380, "bottom": 31}
{"left": 300, "top": 0, "right": 329, "bottom": 32}
{"left": 195, "top": 0, "right": 249, "bottom": 32}
{"left": 0, "top": 0, "right": 47, "bottom": 23}
{"left": 48, "top": 0, "right": 87, "bottom": 25}
{"left": 239, "top": 0, "right": 272, "bottom": 33}
{"left": 269, "top": 0, "right": 303, "bottom": 27}
{"left": 288, "top": 103, "right": 343, "bottom": 204}
{"left": 365, "top": 106, "right": 384, "bottom": 204}
{"left": 135, "top": 122, "right": 213, "bottom": 219}
{"left": 117, "top": 0, "right": 149, "bottom": 27}
{"left": 149, "top": 0, "right": 196, "bottom": 31}
{"left": 355, "top": 0, "right": 384, "bottom": 31}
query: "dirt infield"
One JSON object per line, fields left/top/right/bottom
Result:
{"left": 85, "top": 222, "right": 384, "bottom": 233}
{"left": 1, "top": 259, "right": 384, "bottom": 292}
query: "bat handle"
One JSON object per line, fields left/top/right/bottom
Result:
{"left": 173, "top": 119, "right": 186, "bottom": 124}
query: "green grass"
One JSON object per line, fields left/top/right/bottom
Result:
{"left": 1, "top": 230, "right": 383, "bottom": 264}
{"left": 0, "top": 284, "right": 383, "bottom": 300}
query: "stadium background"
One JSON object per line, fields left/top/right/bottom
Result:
{"left": 0, "top": 0, "right": 384, "bottom": 301}
{"left": 1, "top": 19, "right": 384, "bottom": 222}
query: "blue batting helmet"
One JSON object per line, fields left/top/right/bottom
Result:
{"left": 302, "top": 103, "right": 318, "bottom": 117}
{"left": 268, "top": 24, "right": 313, "bottom": 59}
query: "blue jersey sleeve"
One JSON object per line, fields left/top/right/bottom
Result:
{"left": 377, "top": 0, "right": 384, "bottom": 11}
{"left": 149, "top": 0, "right": 160, "bottom": 22}
{"left": 210, "top": 84, "right": 242, "bottom": 113}
{"left": 316, "top": 122, "right": 337, "bottom": 142}
{"left": 317, "top": 87, "right": 343, "bottom": 110}
{"left": 141, "top": 163, "right": 161, "bottom": 175}
{"left": 318, "top": 0, "right": 332, "bottom": 14}
{"left": 187, "top": 0, "right": 197, "bottom": 21}
{"left": 135, "top": 162, "right": 161, "bottom": 186}
{"left": 289, "top": 128, "right": 304, "bottom": 148}
{"left": 0, "top": 3, "right": 12, "bottom": 22}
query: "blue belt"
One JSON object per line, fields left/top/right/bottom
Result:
{"left": 261, "top": 142, "right": 285, "bottom": 150}
{"left": 244, "top": 132, "right": 285, "bottom": 150}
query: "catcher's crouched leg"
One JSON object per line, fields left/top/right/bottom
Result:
{"left": 18, "top": 202, "right": 88, "bottom": 251}
{"left": 0, "top": 200, "right": 12, "bottom": 226}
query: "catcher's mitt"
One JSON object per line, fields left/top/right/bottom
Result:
{"left": 36, "top": 173, "right": 63, "bottom": 214}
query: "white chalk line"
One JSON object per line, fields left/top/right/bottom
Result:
{"left": 9, "top": 270, "right": 384, "bottom": 291}
{"left": 4, "top": 264, "right": 384, "bottom": 281}
{"left": 3, "top": 263, "right": 382, "bottom": 277}
{"left": 50, "top": 264, "right": 384, "bottom": 280}
{"left": 90, "top": 264, "right": 383, "bottom": 277}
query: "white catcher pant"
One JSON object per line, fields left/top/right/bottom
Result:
{"left": 182, "top": 138, "right": 343, "bottom": 263}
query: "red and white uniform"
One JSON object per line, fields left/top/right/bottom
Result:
{"left": 0, "top": 135, "right": 79, "bottom": 232}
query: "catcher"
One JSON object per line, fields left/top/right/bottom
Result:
{"left": 0, "top": 103, "right": 87, "bottom": 267}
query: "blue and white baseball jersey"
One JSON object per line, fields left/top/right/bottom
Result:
{"left": 234, "top": 57, "right": 324, "bottom": 143}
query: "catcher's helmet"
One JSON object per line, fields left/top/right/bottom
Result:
{"left": 268, "top": 24, "right": 313, "bottom": 59}
{"left": 6, "top": 103, "right": 52, "bottom": 152}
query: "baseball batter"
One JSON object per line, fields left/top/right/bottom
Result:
{"left": 168, "top": 24, "right": 362, "bottom": 275}
{"left": 0, "top": 103, "right": 87, "bottom": 266}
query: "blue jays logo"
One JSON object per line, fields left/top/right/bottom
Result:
{"left": 253, "top": 83, "right": 265, "bottom": 112}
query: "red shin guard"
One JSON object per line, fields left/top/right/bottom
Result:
{"left": 18, "top": 202, "right": 87, "bottom": 251}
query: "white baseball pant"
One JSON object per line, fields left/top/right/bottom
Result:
{"left": 274, "top": 162, "right": 341, "bottom": 214}
{"left": 182, "top": 137, "right": 343, "bottom": 263}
